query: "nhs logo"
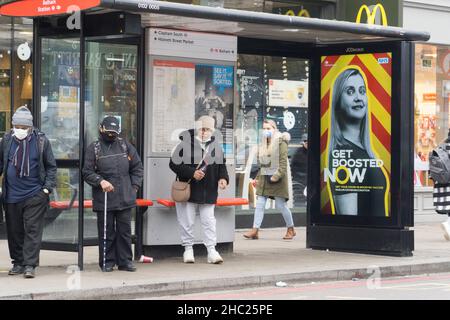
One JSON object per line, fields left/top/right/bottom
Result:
{"left": 378, "top": 57, "right": 390, "bottom": 64}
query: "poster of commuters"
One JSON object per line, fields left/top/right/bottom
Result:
{"left": 320, "top": 53, "right": 392, "bottom": 218}
{"left": 195, "top": 64, "right": 234, "bottom": 156}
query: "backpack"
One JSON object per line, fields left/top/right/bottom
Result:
{"left": 429, "top": 144, "right": 450, "bottom": 184}
{"left": 94, "top": 138, "right": 130, "bottom": 170}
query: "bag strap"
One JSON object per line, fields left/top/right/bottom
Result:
{"left": 94, "top": 140, "right": 101, "bottom": 171}
{"left": 184, "top": 146, "right": 210, "bottom": 185}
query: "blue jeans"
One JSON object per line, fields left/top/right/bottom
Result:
{"left": 253, "top": 196, "right": 294, "bottom": 229}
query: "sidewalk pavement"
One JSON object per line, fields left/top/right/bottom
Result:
{"left": 1, "top": 222, "right": 450, "bottom": 300}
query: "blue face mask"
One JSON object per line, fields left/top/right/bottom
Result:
{"left": 263, "top": 130, "right": 273, "bottom": 139}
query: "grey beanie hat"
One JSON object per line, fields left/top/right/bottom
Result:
{"left": 12, "top": 106, "right": 33, "bottom": 127}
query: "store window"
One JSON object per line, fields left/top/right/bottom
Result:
{"left": 0, "top": 17, "right": 11, "bottom": 229}
{"left": 12, "top": 18, "right": 33, "bottom": 112}
{"left": 0, "top": 17, "right": 34, "bottom": 138}
{"left": 265, "top": 0, "right": 335, "bottom": 19}
{"left": 236, "top": 54, "right": 309, "bottom": 214}
{"left": 414, "top": 43, "right": 450, "bottom": 188}
{"left": 0, "top": 17, "right": 12, "bottom": 139}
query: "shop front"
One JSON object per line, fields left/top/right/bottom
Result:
{"left": 0, "top": 0, "right": 428, "bottom": 267}
{"left": 402, "top": 0, "right": 450, "bottom": 217}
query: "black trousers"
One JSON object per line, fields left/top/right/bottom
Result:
{"left": 5, "top": 191, "right": 49, "bottom": 267}
{"left": 96, "top": 209, "right": 133, "bottom": 269}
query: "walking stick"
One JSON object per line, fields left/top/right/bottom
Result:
{"left": 103, "top": 191, "right": 107, "bottom": 272}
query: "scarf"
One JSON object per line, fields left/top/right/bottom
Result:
{"left": 195, "top": 136, "right": 211, "bottom": 151}
{"left": 13, "top": 134, "right": 33, "bottom": 178}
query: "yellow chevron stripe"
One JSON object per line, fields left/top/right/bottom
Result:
{"left": 320, "top": 186, "right": 330, "bottom": 209}
{"left": 369, "top": 90, "right": 391, "bottom": 135}
{"left": 358, "top": 54, "right": 392, "bottom": 94}
{"left": 321, "top": 55, "right": 355, "bottom": 99}
{"left": 321, "top": 109, "right": 330, "bottom": 136}
{"left": 321, "top": 151, "right": 328, "bottom": 172}
{"left": 372, "top": 135, "right": 391, "bottom": 173}
{"left": 321, "top": 56, "right": 326, "bottom": 63}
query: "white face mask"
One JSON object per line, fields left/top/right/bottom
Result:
{"left": 13, "top": 128, "right": 29, "bottom": 140}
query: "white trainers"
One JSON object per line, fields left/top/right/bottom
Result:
{"left": 207, "top": 249, "right": 224, "bottom": 264}
{"left": 441, "top": 222, "right": 450, "bottom": 241}
{"left": 183, "top": 248, "right": 195, "bottom": 263}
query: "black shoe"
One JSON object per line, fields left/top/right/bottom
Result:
{"left": 24, "top": 266, "right": 35, "bottom": 279}
{"left": 8, "top": 265, "right": 24, "bottom": 275}
{"left": 118, "top": 262, "right": 136, "bottom": 272}
{"left": 100, "top": 264, "right": 114, "bottom": 272}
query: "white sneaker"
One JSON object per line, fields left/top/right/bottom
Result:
{"left": 207, "top": 249, "right": 223, "bottom": 264}
{"left": 441, "top": 222, "right": 450, "bottom": 241}
{"left": 183, "top": 249, "right": 195, "bottom": 263}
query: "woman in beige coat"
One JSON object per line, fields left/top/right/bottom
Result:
{"left": 244, "top": 119, "right": 296, "bottom": 240}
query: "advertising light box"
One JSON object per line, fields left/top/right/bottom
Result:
{"left": 320, "top": 52, "right": 392, "bottom": 218}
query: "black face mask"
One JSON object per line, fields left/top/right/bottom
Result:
{"left": 101, "top": 131, "right": 118, "bottom": 143}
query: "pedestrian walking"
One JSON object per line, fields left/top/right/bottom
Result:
{"left": 0, "top": 106, "right": 57, "bottom": 278}
{"left": 244, "top": 119, "right": 296, "bottom": 240}
{"left": 169, "top": 115, "right": 229, "bottom": 264}
{"left": 83, "top": 116, "right": 144, "bottom": 272}
{"left": 431, "top": 129, "right": 450, "bottom": 241}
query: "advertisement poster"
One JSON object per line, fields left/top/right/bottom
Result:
{"left": 320, "top": 53, "right": 392, "bottom": 217}
{"left": 268, "top": 79, "right": 308, "bottom": 108}
{"left": 195, "top": 64, "right": 234, "bottom": 156}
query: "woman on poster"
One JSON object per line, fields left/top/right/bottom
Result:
{"left": 328, "top": 68, "right": 388, "bottom": 217}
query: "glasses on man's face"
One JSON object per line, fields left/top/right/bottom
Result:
{"left": 200, "top": 128, "right": 213, "bottom": 132}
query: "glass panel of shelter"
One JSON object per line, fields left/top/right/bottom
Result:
{"left": 236, "top": 54, "right": 309, "bottom": 217}
{"left": 84, "top": 41, "right": 139, "bottom": 240}
{"left": 40, "top": 37, "right": 81, "bottom": 244}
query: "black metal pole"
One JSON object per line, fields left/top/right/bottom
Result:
{"left": 78, "top": 12, "right": 85, "bottom": 271}
{"left": 32, "top": 18, "right": 40, "bottom": 128}
{"left": 10, "top": 17, "right": 14, "bottom": 115}
{"left": 135, "top": 207, "right": 143, "bottom": 260}
{"left": 134, "top": 30, "right": 145, "bottom": 260}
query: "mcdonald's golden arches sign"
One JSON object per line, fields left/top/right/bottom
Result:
{"left": 338, "top": 0, "right": 402, "bottom": 27}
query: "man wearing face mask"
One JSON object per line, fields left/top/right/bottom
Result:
{"left": 169, "top": 115, "right": 229, "bottom": 264}
{"left": 0, "top": 106, "right": 57, "bottom": 279}
{"left": 83, "top": 116, "right": 143, "bottom": 272}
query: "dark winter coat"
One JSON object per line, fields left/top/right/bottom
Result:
{"left": 0, "top": 129, "right": 57, "bottom": 200}
{"left": 83, "top": 136, "right": 144, "bottom": 212}
{"left": 169, "top": 129, "right": 229, "bottom": 205}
